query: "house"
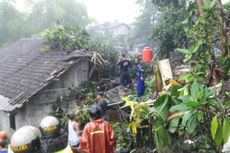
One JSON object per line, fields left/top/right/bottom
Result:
{"left": 0, "top": 39, "right": 91, "bottom": 132}
{"left": 89, "top": 22, "right": 131, "bottom": 51}
{"left": 91, "top": 23, "right": 130, "bottom": 38}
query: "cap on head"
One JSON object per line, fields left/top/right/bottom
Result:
{"left": 89, "top": 105, "right": 101, "bottom": 119}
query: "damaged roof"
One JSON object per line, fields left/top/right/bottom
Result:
{"left": 0, "top": 38, "right": 89, "bottom": 112}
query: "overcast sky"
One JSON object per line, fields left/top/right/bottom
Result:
{"left": 15, "top": 0, "right": 230, "bottom": 24}
{"left": 79, "top": 0, "right": 139, "bottom": 24}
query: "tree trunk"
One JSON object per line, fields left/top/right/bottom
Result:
{"left": 195, "top": 0, "right": 204, "bottom": 16}
{"left": 216, "top": 0, "right": 229, "bottom": 56}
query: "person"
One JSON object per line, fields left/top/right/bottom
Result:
{"left": 135, "top": 57, "right": 145, "bottom": 97}
{"left": 0, "top": 131, "right": 7, "bottom": 142}
{"left": 0, "top": 131, "right": 8, "bottom": 153}
{"left": 0, "top": 140, "right": 8, "bottom": 153}
{"left": 67, "top": 113, "right": 81, "bottom": 152}
{"left": 39, "top": 116, "right": 73, "bottom": 153}
{"left": 96, "top": 92, "right": 108, "bottom": 121}
{"left": 78, "top": 105, "right": 115, "bottom": 153}
{"left": 10, "top": 126, "right": 42, "bottom": 153}
{"left": 117, "top": 53, "right": 132, "bottom": 88}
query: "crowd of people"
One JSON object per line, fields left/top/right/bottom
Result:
{"left": 0, "top": 53, "right": 146, "bottom": 153}
{"left": 0, "top": 103, "right": 114, "bottom": 153}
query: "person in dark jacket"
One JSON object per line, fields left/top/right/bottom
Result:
{"left": 96, "top": 92, "right": 108, "bottom": 121}
{"left": 135, "top": 57, "right": 145, "bottom": 97}
{"left": 117, "top": 54, "right": 132, "bottom": 88}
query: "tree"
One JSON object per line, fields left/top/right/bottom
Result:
{"left": 0, "top": 0, "right": 91, "bottom": 47}
{"left": 0, "top": 0, "right": 25, "bottom": 46}
{"left": 150, "top": 0, "right": 188, "bottom": 57}
{"left": 25, "top": 0, "right": 90, "bottom": 35}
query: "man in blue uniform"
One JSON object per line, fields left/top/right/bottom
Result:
{"left": 135, "top": 57, "right": 145, "bottom": 97}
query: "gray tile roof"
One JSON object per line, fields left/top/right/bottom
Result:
{"left": 0, "top": 38, "right": 89, "bottom": 112}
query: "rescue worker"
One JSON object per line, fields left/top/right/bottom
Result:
{"left": 67, "top": 113, "right": 81, "bottom": 152}
{"left": 135, "top": 57, "right": 145, "bottom": 97}
{"left": 10, "top": 126, "right": 42, "bottom": 153}
{"left": 96, "top": 92, "right": 108, "bottom": 121}
{"left": 39, "top": 116, "right": 73, "bottom": 153}
{"left": 78, "top": 105, "right": 115, "bottom": 153}
{"left": 118, "top": 54, "right": 132, "bottom": 88}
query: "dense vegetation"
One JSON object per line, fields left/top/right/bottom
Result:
{"left": 1, "top": 0, "right": 230, "bottom": 152}
{"left": 0, "top": 0, "right": 91, "bottom": 47}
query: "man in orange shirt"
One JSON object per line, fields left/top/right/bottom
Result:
{"left": 78, "top": 105, "right": 115, "bottom": 153}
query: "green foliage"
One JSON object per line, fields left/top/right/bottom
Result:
{"left": 151, "top": 7, "right": 188, "bottom": 58}
{"left": 112, "top": 122, "right": 134, "bottom": 152}
{"left": 0, "top": 0, "right": 25, "bottom": 45}
{"left": 74, "top": 105, "right": 90, "bottom": 129}
{"left": 216, "top": 57, "right": 230, "bottom": 77}
{"left": 40, "top": 23, "right": 90, "bottom": 52}
{"left": 122, "top": 97, "right": 152, "bottom": 134}
{"left": 133, "top": 0, "right": 156, "bottom": 39}
{"left": 0, "top": 0, "right": 91, "bottom": 47}
{"left": 89, "top": 35, "right": 119, "bottom": 78}
{"left": 179, "top": 0, "right": 219, "bottom": 78}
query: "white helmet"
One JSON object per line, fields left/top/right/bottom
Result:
{"left": 10, "top": 126, "right": 41, "bottom": 153}
{"left": 40, "top": 116, "right": 60, "bottom": 138}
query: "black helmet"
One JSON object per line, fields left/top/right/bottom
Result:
{"left": 89, "top": 105, "right": 102, "bottom": 119}
{"left": 10, "top": 126, "right": 41, "bottom": 153}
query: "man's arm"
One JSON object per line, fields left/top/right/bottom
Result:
{"left": 73, "top": 122, "right": 81, "bottom": 135}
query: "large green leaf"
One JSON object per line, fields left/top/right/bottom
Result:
{"left": 177, "top": 48, "right": 191, "bottom": 54}
{"left": 154, "top": 95, "right": 167, "bottom": 107}
{"left": 182, "top": 110, "right": 192, "bottom": 127}
{"left": 168, "top": 118, "right": 180, "bottom": 133}
{"left": 154, "top": 119, "right": 171, "bottom": 148}
{"left": 224, "top": 100, "right": 230, "bottom": 107}
{"left": 211, "top": 116, "right": 218, "bottom": 140}
{"left": 187, "top": 114, "right": 198, "bottom": 134}
{"left": 179, "top": 74, "right": 194, "bottom": 83}
{"left": 184, "top": 54, "right": 192, "bottom": 62}
{"left": 190, "top": 80, "right": 200, "bottom": 101}
{"left": 215, "top": 125, "right": 223, "bottom": 147}
{"left": 222, "top": 118, "right": 230, "bottom": 144}
{"left": 183, "top": 101, "right": 200, "bottom": 108}
{"left": 189, "top": 40, "right": 203, "bottom": 54}
{"left": 170, "top": 104, "right": 190, "bottom": 112}
{"left": 178, "top": 95, "right": 193, "bottom": 103}
{"left": 155, "top": 95, "right": 170, "bottom": 121}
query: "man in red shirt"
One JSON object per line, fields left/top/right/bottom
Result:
{"left": 78, "top": 105, "right": 115, "bottom": 153}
